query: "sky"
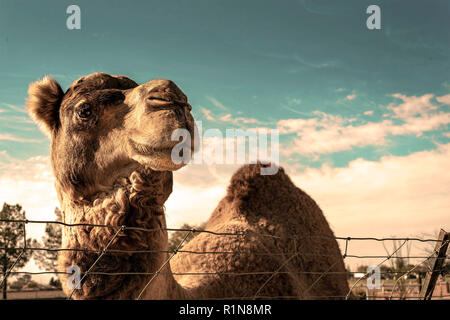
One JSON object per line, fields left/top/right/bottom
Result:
{"left": 0, "top": 0, "right": 449, "bottom": 276}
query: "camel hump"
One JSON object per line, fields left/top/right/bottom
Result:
{"left": 221, "top": 162, "right": 323, "bottom": 223}
{"left": 226, "top": 162, "right": 299, "bottom": 204}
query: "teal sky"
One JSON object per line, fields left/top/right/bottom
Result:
{"left": 0, "top": 0, "right": 449, "bottom": 168}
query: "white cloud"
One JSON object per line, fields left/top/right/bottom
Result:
{"left": 166, "top": 164, "right": 233, "bottom": 227}
{"left": 206, "top": 96, "right": 228, "bottom": 110}
{"left": 345, "top": 94, "right": 356, "bottom": 101}
{"left": 363, "top": 110, "right": 374, "bottom": 116}
{"left": 219, "top": 113, "right": 260, "bottom": 125}
{"left": 219, "top": 114, "right": 232, "bottom": 122}
{"left": 200, "top": 108, "right": 262, "bottom": 126}
{"left": 436, "top": 94, "right": 450, "bottom": 105}
{"left": 3, "top": 103, "right": 27, "bottom": 114}
{"left": 389, "top": 112, "right": 450, "bottom": 136}
{"left": 288, "top": 143, "right": 450, "bottom": 234}
{"left": 201, "top": 99, "right": 263, "bottom": 126}
{"left": 387, "top": 93, "right": 436, "bottom": 119}
{"left": 0, "top": 133, "right": 42, "bottom": 143}
{"left": 0, "top": 153, "right": 59, "bottom": 240}
{"left": 0, "top": 115, "right": 34, "bottom": 124}
{"left": 278, "top": 113, "right": 389, "bottom": 154}
{"left": 287, "top": 98, "right": 302, "bottom": 105}
{"left": 288, "top": 144, "right": 450, "bottom": 264}
{"left": 201, "top": 108, "right": 215, "bottom": 121}
{"left": 277, "top": 93, "right": 450, "bottom": 155}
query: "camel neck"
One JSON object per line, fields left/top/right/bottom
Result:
{"left": 138, "top": 263, "right": 192, "bottom": 299}
{"left": 59, "top": 191, "right": 191, "bottom": 299}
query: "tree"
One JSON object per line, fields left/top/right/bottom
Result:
{"left": 382, "top": 239, "right": 413, "bottom": 299}
{"left": 356, "top": 265, "right": 369, "bottom": 273}
{"left": 9, "top": 274, "right": 31, "bottom": 290}
{"left": 9, "top": 274, "right": 40, "bottom": 290}
{"left": 0, "top": 203, "right": 33, "bottom": 299}
{"left": 167, "top": 222, "right": 206, "bottom": 253}
{"left": 345, "top": 264, "right": 353, "bottom": 279}
{"left": 32, "top": 207, "right": 62, "bottom": 289}
{"left": 380, "top": 265, "right": 393, "bottom": 280}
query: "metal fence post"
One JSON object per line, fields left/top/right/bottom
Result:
{"left": 419, "top": 229, "right": 449, "bottom": 300}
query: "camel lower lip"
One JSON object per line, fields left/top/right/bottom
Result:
{"left": 129, "top": 139, "right": 174, "bottom": 156}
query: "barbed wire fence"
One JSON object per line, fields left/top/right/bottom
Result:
{"left": 0, "top": 219, "right": 449, "bottom": 300}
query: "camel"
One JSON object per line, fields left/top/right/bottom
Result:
{"left": 26, "top": 72, "right": 349, "bottom": 299}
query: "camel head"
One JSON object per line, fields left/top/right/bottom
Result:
{"left": 26, "top": 72, "right": 195, "bottom": 202}
{"left": 25, "top": 72, "right": 196, "bottom": 299}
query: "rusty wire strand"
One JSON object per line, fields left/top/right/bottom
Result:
{"left": 1, "top": 219, "right": 448, "bottom": 300}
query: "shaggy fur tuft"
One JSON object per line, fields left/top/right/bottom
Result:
{"left": 59, "top": 168, "right": 171, "bottom": 299}
{"left": 26, "top": 76, "right": 64, "bottom": 137}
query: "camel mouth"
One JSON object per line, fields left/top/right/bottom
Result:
{"left": 128, "top": 138, "right": 177, "bottom": 156}
{"left": 147, "top": 93, "right": 188, "bottom": 109}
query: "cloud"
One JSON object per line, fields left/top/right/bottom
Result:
{"left": 219, "top": 113, "right": 260, "bottom": 125}
{"left": 277, "top": 93, "right": 450, "bottom": 155}
{"left": 280, "top": 117, "right": 389, "bottom": 154}
{"left": 201, "top": 108, "right": 215, "bottom": 121}
{"left": 3, "top": 103, "right": 27, "bottom": 114}
{"left": 0, "top": 133, "right": 42, "bottom": 143}
{"left": 206, "top": 96, "right": 228, "bottom": 110}
{"left": 0, "top": 153, "right": 59, "bottom": 240}
{"left": 345, "top": 94, "right": 356, "bottom": 101}
{"left": 286, "top": 143, "right": 450, "bottom": 266}
{"left": 389, "top": 112, "right": 450, "bottom": 136}
{"left": 165, "top": 164, "right": 237, "bottom": 227}
{"left": 257, "top": 51, "right": 336, "bottom": 72}
{"left": 363, "top": 110, "right": 374, "bottom": 115}
{"left": 200, "top": 108, "right": 263, "bottom": 126}
{"left": 387, "top": 93, "right": 437, "bottom": 119}
{"left": 0, "top": 116, "right": 34, "bottom": 124}
{"left": 287, "top": 98, "right": 302, "bottom": 106}
{"left": 288, "top": 143, "right": 450, "bottom": 230}
{"left": 202, "top": 98, "right": 264, "bottom": 126}
{"left": 436, "top": 94, "right": 450, "bottom": 105}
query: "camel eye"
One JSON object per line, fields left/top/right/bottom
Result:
{"left": 77, "top": 104, "right": 93, "bottom": 120}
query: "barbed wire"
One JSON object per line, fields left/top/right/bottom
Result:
{"left": 0, "top": 219, "right": 448, "bottom": 300}
{"left": 0, "top": 219, "right": 445, "bottom": 242}
{"left": 0, "top": 246, "right": 442, "bottom": 259}
{"left": 5, "top": 269, "right": 448, "bottom": 276}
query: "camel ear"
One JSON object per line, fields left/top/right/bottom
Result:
{"left": 26, "top": 76, "right": 64, "bottom": 137}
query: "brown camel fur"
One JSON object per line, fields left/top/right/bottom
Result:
{"left": 26, "top": 72, "right": 349, "bottom": 299}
